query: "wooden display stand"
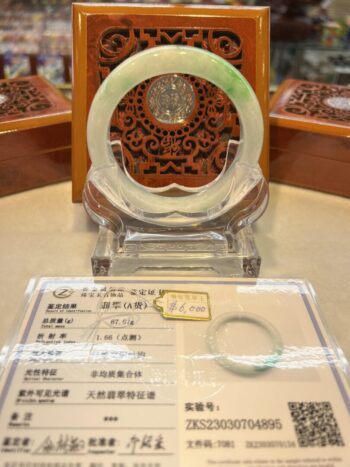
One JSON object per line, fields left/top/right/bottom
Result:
{"left": 270, "top": 79, "right": 350, "bottom": 198}
{"left": 0, "top": 75, "right": 71, "bottom": 197}
{"left": 72, "top": 3, "right": 270, "bottom": 202}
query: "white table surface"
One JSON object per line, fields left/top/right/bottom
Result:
{"left": 0, "top": 181, "right": 349, "bottom": 362}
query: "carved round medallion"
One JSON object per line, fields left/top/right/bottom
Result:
{"left": 0, "top": 94, "right": 8, "bottom": 105}
{"left": 147, "top": 74, "right": 195, "bottom": 124}
{"left": 324, "top": 96, "right": 350, "bottom": 112}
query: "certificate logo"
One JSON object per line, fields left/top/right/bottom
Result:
{"left": 53, "top": 287, "right": 74, "bottom": 299}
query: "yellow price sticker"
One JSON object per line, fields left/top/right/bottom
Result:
{"left": 154, "top": 290, "right": 211, "bottom": 321}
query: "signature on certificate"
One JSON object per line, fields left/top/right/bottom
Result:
{"left": 34, "top": 434, "right": 85, "bottom": 455}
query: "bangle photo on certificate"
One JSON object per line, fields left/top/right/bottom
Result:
{"left": 206, "top": 312, "right": 284, "bottom": 376}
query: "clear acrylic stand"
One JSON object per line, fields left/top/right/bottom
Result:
{"left": 90, "top": 224, "right": 262, "bottom": 277}
{"left": 83, "top": 141, "right": 268, "bottom": 278}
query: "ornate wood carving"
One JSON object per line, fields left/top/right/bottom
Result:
{"left": 282, "top": 81, "right": 350, "bottom": 125}
{"left": 0, "top": 75, "right": 71, "bottom": 128}
{"left": 0, "top": 75, "right": 72, "bottom": 197}
{"left": 97, "top": 27, "right": 243, "bottom": 188}
{"left": 270, "top": 79, "right": 350, "bottom": 198}
{"left": 0, "top": 79, "right": 52, "bottom": 120}
{"left": 99, "top": 28, "right": 243, "bottom": 69}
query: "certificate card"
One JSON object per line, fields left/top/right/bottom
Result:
{"left": 0, "top": 277, "right": 349, "bottom": 466}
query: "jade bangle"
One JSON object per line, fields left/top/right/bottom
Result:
{"left": 87, "top": 45, "right": 264, "bottom": 217}
{"left": 206, "top": 312, "right": 283, "bottom": 376}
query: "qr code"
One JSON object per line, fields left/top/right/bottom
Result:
{"left": 288, "top": 402, "right": 344, "bottom": 447}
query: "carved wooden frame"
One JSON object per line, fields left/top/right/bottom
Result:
{"left": 0, "top": 75, "right": 71, "bottom": 132}
{"left": 72, "top": 3, "right": 269, "bottom": 201}
{"left": 270, "top": 79, "right": 350, "bottom": 136}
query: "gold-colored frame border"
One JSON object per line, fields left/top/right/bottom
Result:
{"left": 72, "top": 3, "right": 269, "bottom": 202}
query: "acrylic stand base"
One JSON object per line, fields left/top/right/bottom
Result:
{"left": 91, "top": 224, "right": 261, "bottom": 278}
